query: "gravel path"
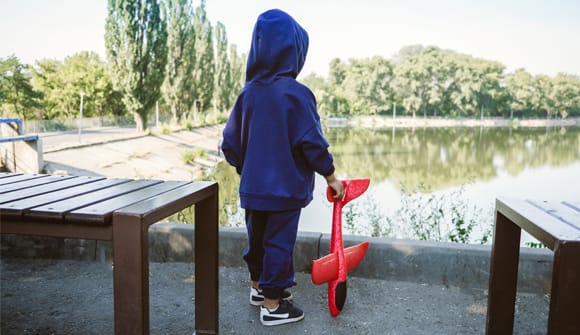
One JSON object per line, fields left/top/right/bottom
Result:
{"left": 1, "top": 259, "right": 548, "bottom": 335}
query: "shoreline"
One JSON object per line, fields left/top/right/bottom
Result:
{"left": 325, "top": 115, "right": 580, "bottom": 128}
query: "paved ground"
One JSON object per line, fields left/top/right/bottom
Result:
{"left": 1, "top": 259, "right": 548, "bottom": 335}
{"left": 40, "top": 127, "right": 144, "bottom": 151}
{"left": 42, "top": 125, "right": 224, "bottom": 181}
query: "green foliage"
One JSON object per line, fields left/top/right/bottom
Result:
{"left": 30, "top": 52, "right": 122, "bottom": 120}
{"left": 0, "top": 55, "right": 42, "bottom": 119}
{"left": 308, "top": 45, "right": 580, "bottom": 119}
{"left": 525, "top": 241, "right": 546, "bottom": 248}
{"left": 162, "top": 0, "right": 196, "bottom": 122}
{"left": 213, "top": 22, "right": 232, "bottom": 113}
{"left": 160, "top": 124, "right": 172, "bottom": 134}
{"left": 105, "top": 0, "right": 168, "bottom": 131}
{"left": 181, "top": 147, "right": 207, "bottom": 164}
{"left": 181, "top": 119, "right": 194, "bottom": 131}
{"left": 228, "top": 44, "right": 246, "bottom": 102}
{"left": 191, "top": 0, "right": 214, "bottom": 115}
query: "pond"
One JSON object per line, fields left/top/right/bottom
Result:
{"left": 208, "top": 125, "right": 580, "bottom": 245}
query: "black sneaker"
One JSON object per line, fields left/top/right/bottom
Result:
{"left": 250, "top": 287, "right": 293, "bottom": 306}
{"left": 260, "top": 300, "right": 304, "bottom": 326}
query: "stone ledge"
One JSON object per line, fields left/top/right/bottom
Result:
{"left": 0, "top": 223, "right": 552, "bottom": 293}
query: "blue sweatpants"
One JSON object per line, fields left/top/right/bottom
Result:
{"left": 243, "top": 208, "right": 301, "bottom": 299}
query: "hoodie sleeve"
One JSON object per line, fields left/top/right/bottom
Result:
{"left": 221, "top": 100, "right": 244, "bottom": 174}
{"left": 299, "top": 124, "right": 335, "bottom": 177}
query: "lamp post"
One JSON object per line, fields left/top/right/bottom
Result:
{"left": 78, "top": 92, "right": 85, "bottom": 142}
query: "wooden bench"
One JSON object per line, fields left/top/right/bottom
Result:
{"left": 0, "top": 173, "right": 219, "bottom": 335}
{"left": 486, "top": 197, "right": 580, "bottom": 334}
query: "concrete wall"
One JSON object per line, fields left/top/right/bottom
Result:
{"left": 0, "top": 223, "right": 553, "bottom": 294}
{"left": 0, "top": 122, "right": 44, "bottom": 173}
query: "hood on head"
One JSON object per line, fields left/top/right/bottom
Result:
{"left": 246, "top": 9, "right": 309, "bottom": 82}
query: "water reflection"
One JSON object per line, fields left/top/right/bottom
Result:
{"left": 206, "top": 126, "right": 580, "bottom": 244}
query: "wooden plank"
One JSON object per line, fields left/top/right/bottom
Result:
{"left": 528, "top": 200, "right": 580, "bottom": 232}
{"left": 0, "top": 176, "right": 105, "bottom": 204}
{"left": 25, "top": 179, "right": 164, "bottom": 222}
{"left": 116, "top": 181, "right": 216, "bottom": 225}
{"left": 1, "top": 219, "right": 113, "bottom": 240}
{"left": 0, "top": 174, "right": 46, "bottom": 186}
{"left": 496, "top": 197, "right": 580, "bottom": 248}
{"left": 0, "top": 178, "right": 131, "bottom": 218}
{"left": 66, "top": 180, "right": 190, "bottom": 225}
{"left": 0, "top": 173, "right": 22, "bottom": 179}
{"left": 563, "top": 201, "right": 580, "bottom": 212}
{"left": 0, "top": 175, "right": 75, "bottom": 194}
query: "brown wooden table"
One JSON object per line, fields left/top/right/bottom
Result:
{"left": 0, "top": 172, "right": 219, "bottom": 335}
{"left": 486, "top": 197, "right": 580, "bottom": 335}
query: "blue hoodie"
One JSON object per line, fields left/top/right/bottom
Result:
{"left": 221, "top": 9, "right": 335, "bottom": 211}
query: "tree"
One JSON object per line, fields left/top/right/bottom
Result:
{"left": 228, "top": 44, "right": 245, "bottom": 104}
{"left": 551, "top": 73, "right": 580, "bottom": 118}
{"left": 213, "top": 21, "right": 232, "bottom": 113}
{"left": 30, "top": 59, "right": 62, "bottom": 119}
{"left": 532, "top": 75, "right": 554, "bottom": 119}
{"left": 31, "top": 52, "right": 122, "bottom": 120}
{"left": 393, "top": 47, "right": 432, "bottom": 118}
{"left": 191, "top": 0, "right": 214, "bottom": 117}
{"left": 162, "top": 0, "right": 196, "bottom": 123}
{"left": 105, "top": 0, "right": 168, "bottom": 131}
{"left": 0, "top": 55, "right": 42, "bottom": 119}
{"left": 504, "top": 69, "right": 535, "bottom": 117}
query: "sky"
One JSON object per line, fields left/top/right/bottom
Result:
{"left": 1, "top": 0, "right": 579, "bottom": 78}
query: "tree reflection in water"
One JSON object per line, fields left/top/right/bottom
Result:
{"left": 182, "top": 126, "right": 580, "bottom": 244}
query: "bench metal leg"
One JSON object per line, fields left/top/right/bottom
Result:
{"left": 486, "top": 211, "right": 521, "bottom": 335}
{"left": 113, "top": 214, "right": 149, "bottom": 335}
{"left": 547, "top": 242, "right": 580, "bottom": 334}
{"left": 194, "top": 191, "right": 219, "bottom": 334}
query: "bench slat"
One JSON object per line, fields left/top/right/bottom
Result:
{"left": 564, "top": 201, "right": 580, "bottom": 212}
{"left": 66, "top": 180, "right": 190, "bottom": 225}
{"left": 0, "top": 173, "right": 22, "bottom": 179}
{"left": 0, "top": 174, "right": 45, "bottom": 186}
{"left": 25, "top": 179, "right": 163, "bottom": 221}
{"left": 0, "top": 175, "right": 75, "bottom": 194}
{"left": 497, "top": 197, "right": 580, "bottom": 248}
{"left": 0, "top": 176, "right": 105, "bottom": 204}
{"left": 0, "top": 178, "right": 131, "bottom": 218}
{"left": 528, "top": 200, "right": 580, "bottom": 231}
{"left": 115, "top": 181, "right": 217, "bottom": 225}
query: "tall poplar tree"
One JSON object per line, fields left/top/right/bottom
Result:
{"left": 228, "top": 44, "right": 245, "bottom": 104}
{"left": 192, "top": 0, "right": 214, "bottom": 115}
{"left": 213, "top": 21, "right": 231, "bottom": 113}
{"left": 162, "top": 0, "right": 196, "bottom": 122}
{"left": 105, "top": 0, "right": 168, "bottom": 131}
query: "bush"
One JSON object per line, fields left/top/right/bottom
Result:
{"left": 181, "top": 147, "right": 207, "bottom": 165}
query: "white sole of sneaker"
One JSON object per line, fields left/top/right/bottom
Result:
{"left": 260, "top": 313, "right": 304, "bottom": 326}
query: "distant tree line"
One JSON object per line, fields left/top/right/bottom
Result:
{"left": 303, "top": 45, "right": 580, "bottom": 119}
{"left": 0, "top": 0, "right": 245, "bottom": 130}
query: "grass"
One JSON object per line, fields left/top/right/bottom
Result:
{"left": 181, "top": 147, "right": 207, "bottom": 165}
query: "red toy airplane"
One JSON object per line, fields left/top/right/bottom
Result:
{"left": 311, "top": 178, "right": 370, "bottom": 317}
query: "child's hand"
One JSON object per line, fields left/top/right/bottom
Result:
{"left": 325, "top": 174, "right": 345, "bottom": 200}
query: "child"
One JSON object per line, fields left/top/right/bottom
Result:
{"left": 221, "top": 9, "right": 345, "bottom": 326}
